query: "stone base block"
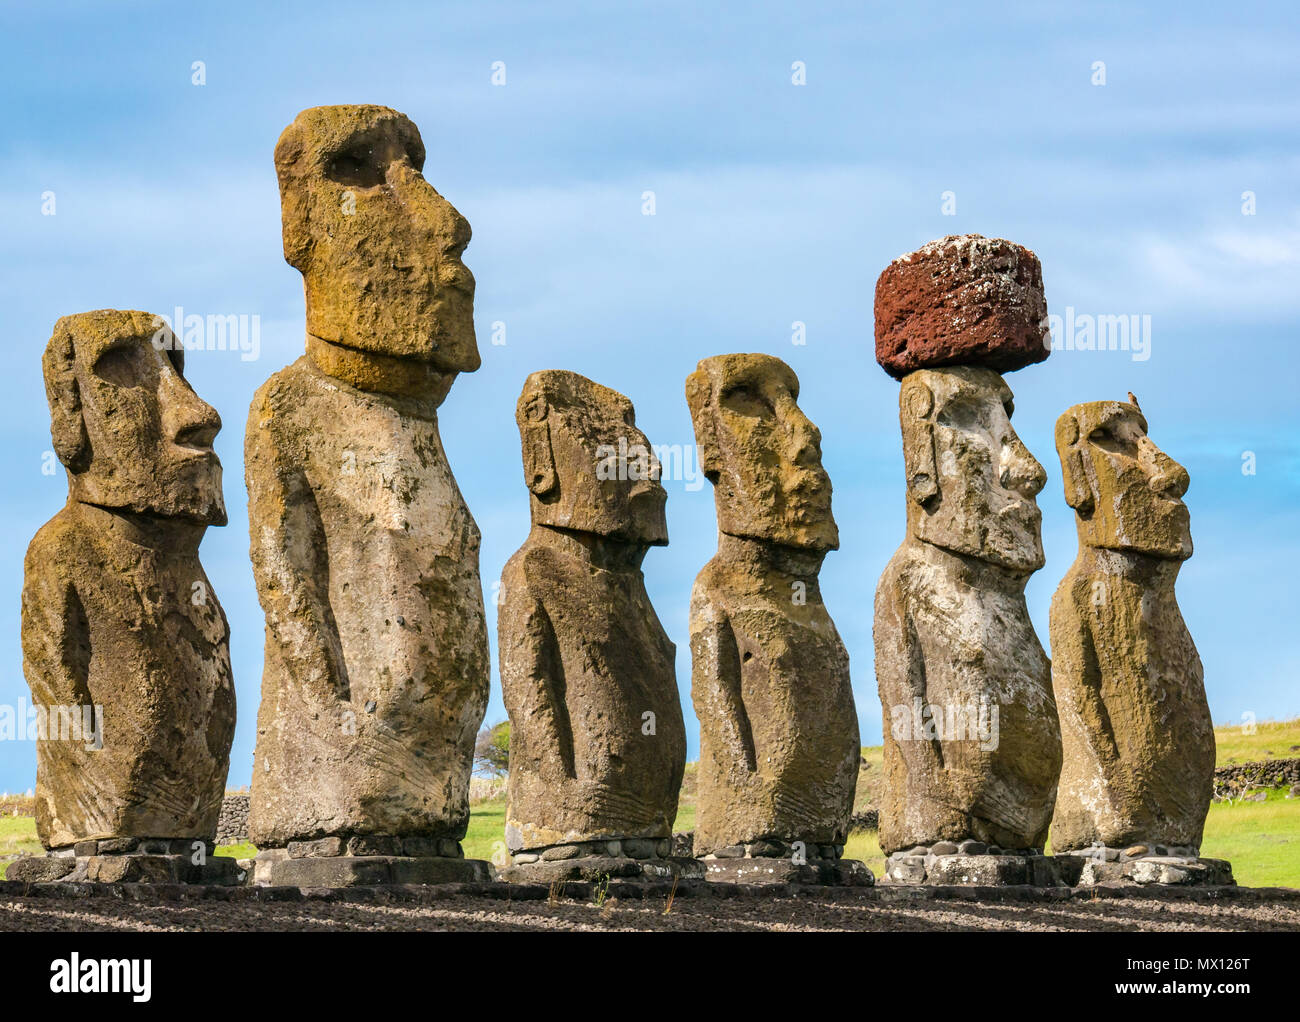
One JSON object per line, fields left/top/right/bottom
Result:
{"left": 1056, "top": 854, "right": 1234, "bottom": 887}
{"left": 498, "top": 855, "right": 705, "bottom": 885}
{"left": 253, "top": 851, "right": 492, "bottom": 887}
{"left": 882, "top": 853, "right": 1062, "bottom": 886}
{"left": 7, "top": 851, "right": 242, "bottom": 886}
{"left": 702, "top": 856, "right": 874, "bottom": 886}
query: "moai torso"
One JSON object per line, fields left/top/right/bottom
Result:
{"left": 690, "top": 551, "right": 857, "bottom": 851}
{"left": 1049, "top": 400, "right": 1213, "bottom": 853}
{"left": 23, "top": 505, "right": 234, "bottom": 848}
{"left": 1051, "top": 554, "right": 1212, "bottom": 850}
{"left": 23, "top": 309, "right": 234, "bottom": 851}
{"left": 500, "top": 538, "right": 682, "bottom": 849}
{"left": 875, "top": 540, "right": 1057, "bottom": 851}
{"left": 247, "top": 358, "right": 488, "bottom": 845}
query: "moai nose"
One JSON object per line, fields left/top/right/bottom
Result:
{"left": 161, "top": 359, "right": 222, "bottom": 451}
{"left": 784, "top": 402, "right": 823, "bottom": 469}
{"left": 1000, "top": 438, "right": 1046, "bottom": 499}
{"left": 1147, "top": 443, "right": 1190, "bottom": 499}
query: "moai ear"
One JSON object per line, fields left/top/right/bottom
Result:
{"left": 42, "top": 325, "right": 91, "bottom": 473}
{"left": 900, "top": 378, "right": 938, "bottom": 506}
{"left": 520, "top": 393, "right": 557, "bottom": 497}
{"left": 684, "top": 369, "right": 723, "bottom": 481}
{"left": 1056, "top": 413, "right": 1095, "bottom": 515}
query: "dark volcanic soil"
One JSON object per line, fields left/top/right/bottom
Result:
{"left": 2, "top": 882, "right": 1297, "bottom": 932}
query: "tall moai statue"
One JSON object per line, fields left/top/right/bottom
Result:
{"left": 685, "top": 353, "right": 870, "bottom": 885}
{"left": 1049, "top": 398, "right": 1229, "bottom": 885}
{"left": 873, "top": 235, "right": 1063, "bottom": 885}
{"left": 12, "top": 310, "right": 238, "bottom": 885}
{"left": 498, "top": 370, "right": 694, "bottom": 882}
{"left": 246, "top": 105, "right": 491, "bottom": 886}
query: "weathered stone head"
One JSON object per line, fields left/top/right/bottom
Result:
{"left": 43, "top": 310, "right": 225, "bottom": 524}
{"left": 517, "top": 370, "right": 667, "bottom": 545}
{"left": 900, "top": 365, "right": 1045, "bottom": 573}
{"left": 685, "top": 353, "right": 837, "bottom": 551}
{"left": 274, "top": 104, "right": 479, "bottom": 383}
{"left": 1056, "top": 399, "right": 1191, "bottom": 560}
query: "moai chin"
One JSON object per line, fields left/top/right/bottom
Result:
{"left": 14, "top": 310, "right": 236, "bottom": 883}
{"left": 498, "top": 370, "right": 689, "bottom": 877}
{"left": 246, "top": 105, "right": 490, "bottom": 883}
{"left": 685, "top": 353, "right": 868, "bottom": 883}
{"left": 873, "top": 236, "right": 1062, "bottom": 875}
{"left": 1049, "top": 398, "right": 1215, "bottom": 862}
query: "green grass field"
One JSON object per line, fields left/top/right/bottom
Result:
{"left": 1213, "top": 718, "right": 1300, "bottom": 763}
{"left": 4, "top": 720, "right": 1297, "bottom": 885}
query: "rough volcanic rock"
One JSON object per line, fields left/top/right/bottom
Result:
{"left": 247, "top": 105, "right": 487, "bottom": 849}
{"left": 1049, "top": 399, "right": 1214, "bottom": 854}
{"left": 23, "top": 310, "right": 233, "bottom": 850}
{"left": 873, "top": 366, "right": 1060, "bottom": 854}
{"left": 684, "top": 354, "right": 858, "bottom": 855}
{"left": 874, "top": 234, "right": 1049, "bottom": 379}
{"left": 499, "top": 371, "right": 685, "bottom": 853}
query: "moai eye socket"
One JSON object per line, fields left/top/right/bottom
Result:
{"left": 326, "top": 146, "right": 385, "bottom": 188}
{"left": 937, "top": 397, "right": 979, "bottom": 430}
{"left": 721, "top": 384, "right": 772, "bottom": 418}
{"left": 1089, "top": 425, "right": 1136, "bottom": 456}
{"left": 93, "top": 343, "right": 149, "bottom": 388}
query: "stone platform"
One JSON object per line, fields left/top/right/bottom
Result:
{"left": 1055, "top": 850, "right": 1234, "bottom": 887}
{"left": 7, "top": 839, "right": 242, "bottom": 885}
{"left": 499, "top": 855, "right": 705, "bottom": 884}
{"left": 882, "top": 841, "right": 1062, "bottom": 886}
{"left": 501, "top": 836, "right": 702, "bottom": 884}
{"left": 253, "top": 834, "right": 491, "bottom": 886}
{"left": 701, "top": 856, "right": 874, "bottom": 886}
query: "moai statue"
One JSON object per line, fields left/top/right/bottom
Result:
{"left": 1049, "top": 399, "right": 1229, "bottom": 885}
{"left": 12, "top": 310, "right": 238, "bottom": 885}
{"left": 246, "top": 105, "right": 490, "bottom": 886}
{"left": 684, "top": 353, "right": 870, "bottom": 885}
{"left": 873, "top": 236, "right": 1063, "bottom": 886}
{"left": 498, "top": 370, "right": 694, "bottom": 882}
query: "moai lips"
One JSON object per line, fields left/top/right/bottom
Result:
{"left": 685, "top": 354, "right": 863, "bottom": 870}
{"left": 499, "top": 371, "right": 685, "bottom": 859}
{"left": 23, "top": 310, "right": 234, "bottom": 850}
{"left": 247, "top": 106, "right": 489, "bottom": 863}
{"left": 1049, "top": 399, "right": 1214, "bottom": 856}
{"left": 875, "top": 234, "right": 1050, "bottom": 380}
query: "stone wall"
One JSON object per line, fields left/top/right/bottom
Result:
{"left": 1213, "top": 759, "right": 1300, "bottom": 798}
{"left": 216, "top": 794, "right": 250, "bottom": 845}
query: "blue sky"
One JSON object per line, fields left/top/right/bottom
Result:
{"left": 2, "top": 1, "right": 1297, "bottom": 792}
